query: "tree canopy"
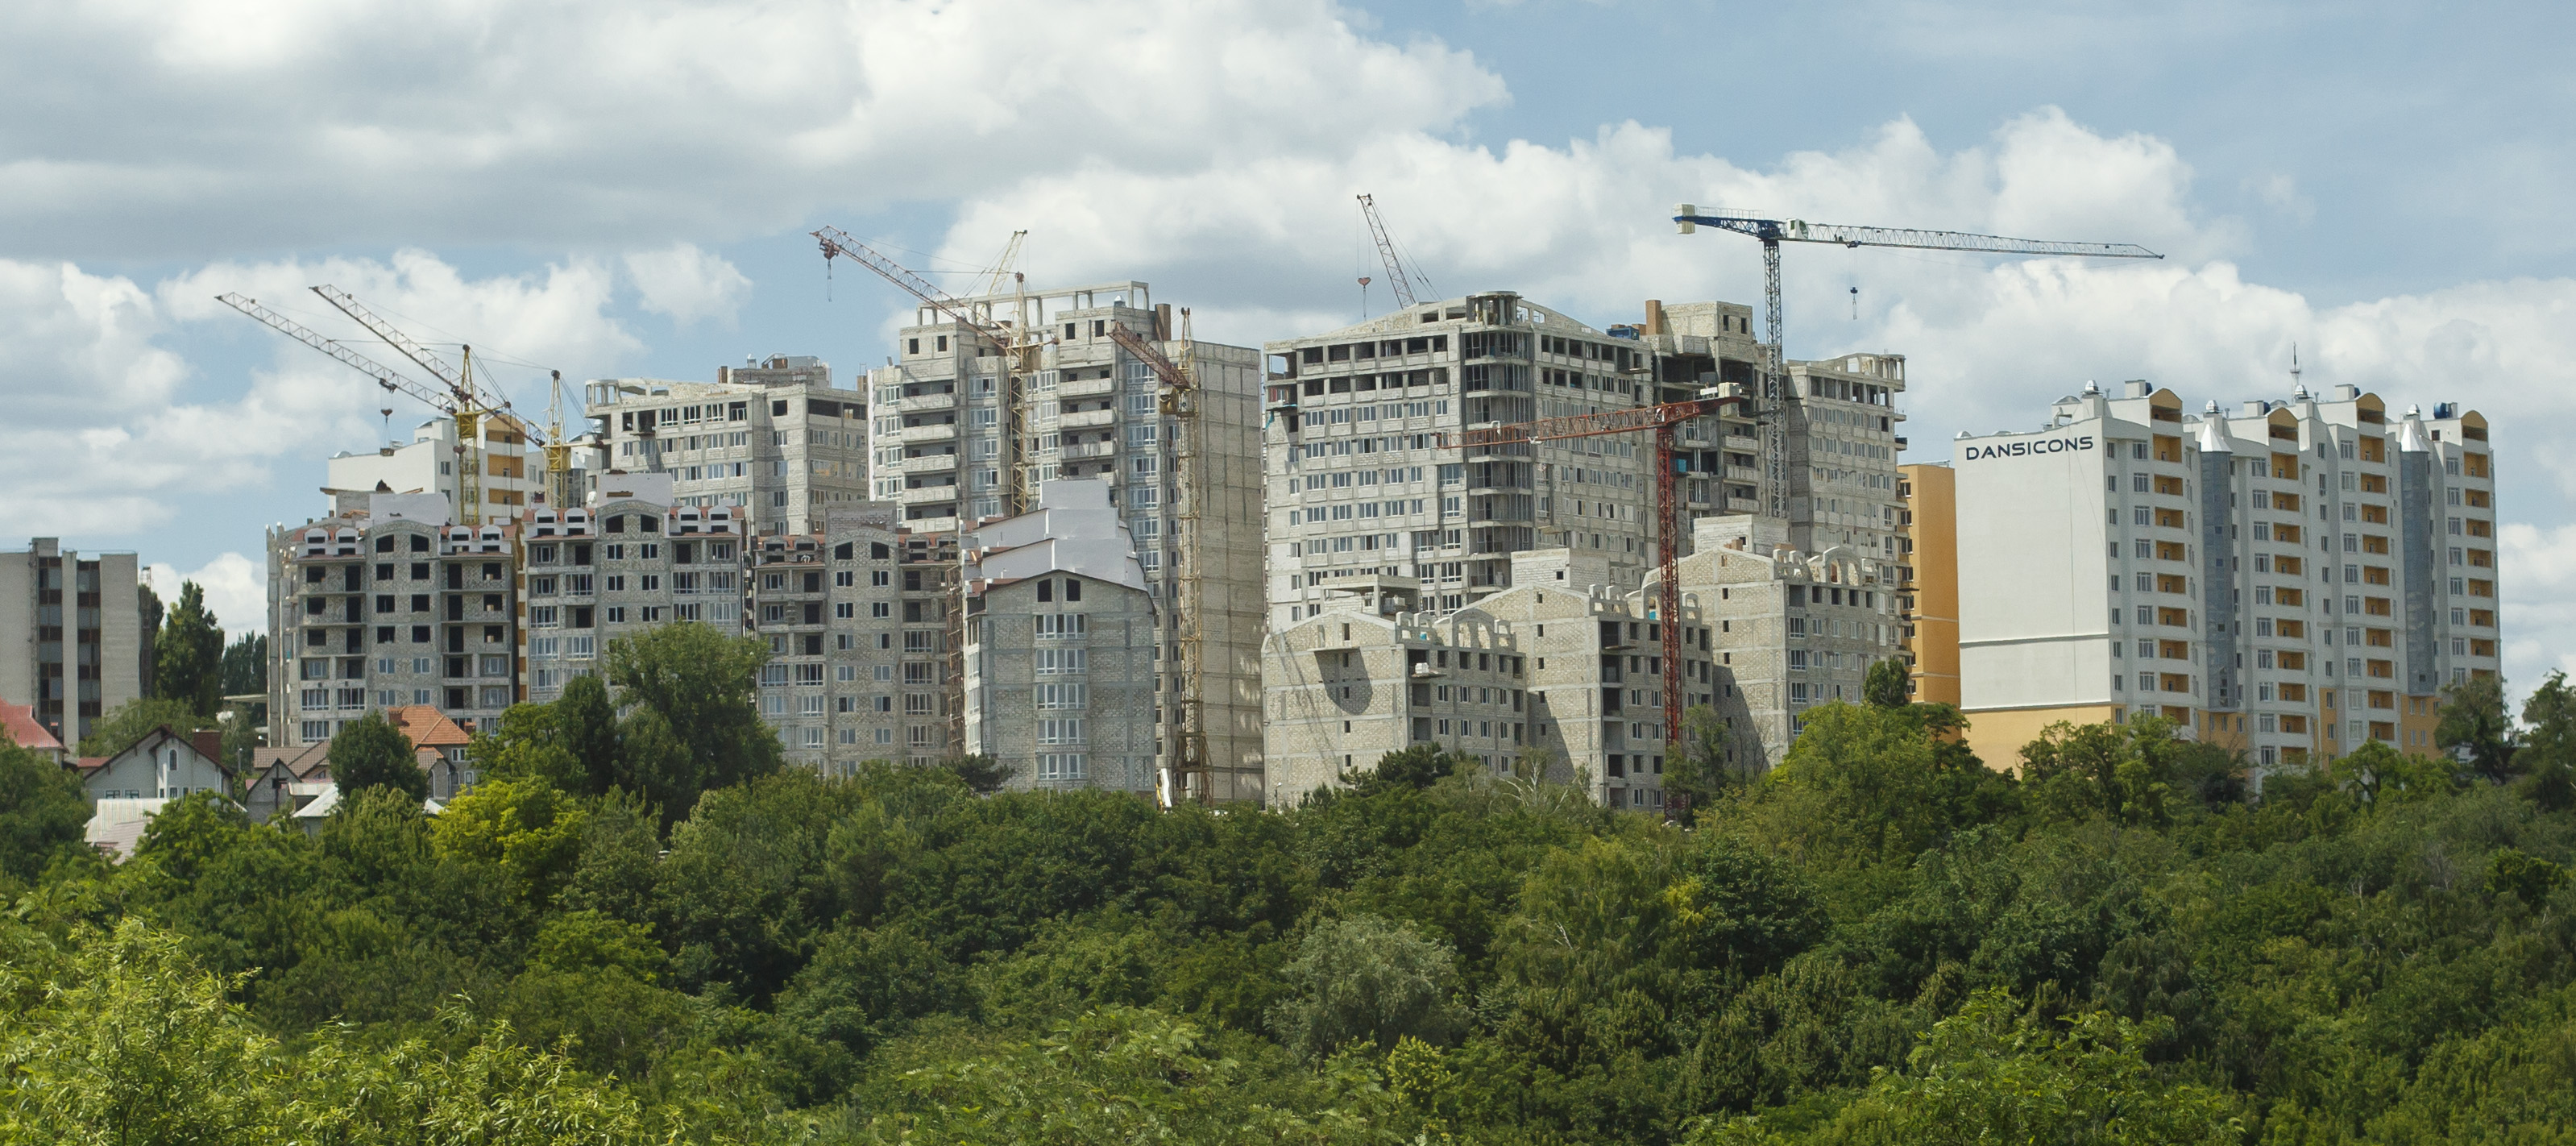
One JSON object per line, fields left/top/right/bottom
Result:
{"left": 9, "top": 653, "right": 2576, "bottom": 1144}
{"left": 328, "top": 709, "right": 427, "bottom": 801}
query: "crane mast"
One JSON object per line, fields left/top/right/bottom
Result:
{"left": 1105, "top": 322, "right": 1212, "bottom": 806}
{"left": 1357, "top": 194, "right": 1423, "bottom": 309}
{"left": 813, "top": 226, "right": 1046, "bottom": 758}
{"left": 1440, "top": 390, "right": 1752, "bottom": 750}
{"left": 1672, "top": 208, "right": 2161, "bottom": 515}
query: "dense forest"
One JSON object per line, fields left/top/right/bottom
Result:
{"left": 5, "top": 625, "right": 2576, "bottom": 1144}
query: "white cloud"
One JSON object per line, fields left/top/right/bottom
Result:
{"left": 145, "top": 553, "right": 265, "bottom": 641}
{"left": 0, "top": 0, "right": 1506, "bottom": 257}
{"left": 0, "top": 250, "right": 641, "bottom": 539}
{"left": 625, "top": 243, "right": 753, "bottom": 326}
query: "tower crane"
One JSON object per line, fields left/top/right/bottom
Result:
{"left": 1358, "top": 194, "right": 1432, "bottom": 309}
{"left": 1439, "top": 388, "right": 1753, "bottom": 749}
{"left": 1105, "top": 320, "right": 1213, "bottom": 808}
{"left": 1671, "top": 207, "right": 2161, "bottom": 514}
{"left": 814, "top": 225, "right": 1048, "bottom": 757}
{"left": 216, "top": 289, "right": 547, "bottom": 525}
{"left": 979, "top": 230, "right": 1029, "bottom": 297}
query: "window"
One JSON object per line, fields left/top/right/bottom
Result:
{"left": 1035, "top": 613, "right": 1087, "bottom": 639}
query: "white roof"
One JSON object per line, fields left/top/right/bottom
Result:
{"left": 967, "top": 480, "right": 1151, "bottom": 593}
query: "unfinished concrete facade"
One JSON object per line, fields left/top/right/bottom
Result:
{"left": 1258, "top": 292, "right": 1911, "bottom": 801}
{"left": 868, "top": 283, "right": 1267, "bottom": 802}
{"left": 583, "top": 355, "right": 869, "bottom": 537}
{"left": 1261, "top": 515, "right": 1899, "bottom": 807}
{"left": 264, "top": 494, "right": 521, "bottom": 746}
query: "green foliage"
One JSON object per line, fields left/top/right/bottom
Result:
{"left": 1863, "top": 658, "right": 1910, "bottom": 708}
{"left": 218, "top": 630, "right": 267, "bottom": 698}
{"left": 2437, "top": 671, "right": 2518, "bottom": 782}
{"left": 2516, "top": 671, "right": 2576, "bottom": 812}
{"left": 18, "top": 691, "right": 2576, "bottom": 1145}
{"left": 328, "top": 708, "right": 427, "bottom": 801}
{"left": 0, "top": 737, "right": 89, "bottom": 886}
{"left": 76, "top": 695, "right": 212, "bottom": 758}
{"left": 937, "top": 751, "right": 1016, "bottom": 794}
{"left": 151, "top": 579, "right": 226, "bottom": 717}
{"left": 605, "top": 622, "right": 782, "bottom": 821}
{"left": 1267, "top": 914, "right": 1467, "bottom": 1063}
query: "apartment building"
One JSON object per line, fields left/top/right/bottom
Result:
{"left": 869, "top": 282, "right": 1266, "bottom": 802}
{"left": 0, "top": 538, "right": 148, "bottom": 747}
{"left": 1934, "top": 380, "right": 2498, "bottom": 770}
{"left": 960, "top": 482, "right": 1161, "bottom": 794}
{"left": 263, "top": 493, "right": 521, "bottom": 746}
{"left": 325, "top": 413, "right": 552, "bottom": 521}
{"left": 514, "top": 474, "right": 749, "bottom": 708}
{"left": 583, "top": 355, "right": 869, "bottom": 536}
{"left": 1258, "top": 292, "right": 1910, "bottom": 799}
{"left": 1896, "top": 463, "right": 1961, "bottom": 707}
{"left": 1263, "top": 514, "right": 1901, "bottom": 806}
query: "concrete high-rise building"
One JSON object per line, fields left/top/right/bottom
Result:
{"left": 514, "top": 474, "right": 750, "bottom": 708}
{"left": 0, "top": 539, "right": 148, "bottom": 747}
{"left": 264, "top": 494, "right": 521, "bottom": 747}
{"left": 1260, "top": 515, "right": 1902, "bottom": 807}
{"left": 869, "top": 282, "right": 1266, "bottom": 802}
{"left": 582, "top": 355, "right": 869, "bottom": 536}
{"left": 1258, "top": 292, "right": 1910, "bottom": 800}
{"left": 960, "top": 482, "right": 1162, "bottom": 794}
{"left": 1927, "top": 380, "right": 2498, "bottom": 770}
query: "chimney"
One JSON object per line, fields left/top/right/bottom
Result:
{"left": 190, "top": 729, "right": 224, "bottom": 770}
{"left": 1643, "top": 300, "right": 1668, "bottom": 335}
{"left": 1155, "top": 304, "right": 1172, "bottom": 341}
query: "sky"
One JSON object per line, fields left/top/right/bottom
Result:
{"left": 6, "top": 0, "right": 2574, "bottom": 695}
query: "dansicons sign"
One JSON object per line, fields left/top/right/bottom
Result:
{"left": 1963, "top": 434, "right": 2096, "bottom": 461}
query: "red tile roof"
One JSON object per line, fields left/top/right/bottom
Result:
{"left": 384, "top": 706, "right": 473, "bottom": 749}
{"left": 0, "top": 704, "right": 60, "bottom": 754}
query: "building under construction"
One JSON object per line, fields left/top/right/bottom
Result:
{"left": 1257, "top": 292, "right": 1912, "bottom": 803}
{"left": 864, "top": 280, "right": 1267, "bottom": 803}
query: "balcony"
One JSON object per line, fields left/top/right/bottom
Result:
{"left": 1060, "top": 440, "right": 1117, "bottom": 461}
{"left": 1056, "top": 376, "right": 1117, "bottom": 398}
{"left": 1059, "top": 408, "right": 1117, "bottom": 430}
{"left": 888, "top": 453, "right": 960, "bottom": 475}
{"left": 898, "top": 421, "right": 960, "bottom": 444}
{"left": 891, "top": 392, "right": 960, "bottom": 414}
{"left": 896, "top": 484, "right": 960, "bottom": 505}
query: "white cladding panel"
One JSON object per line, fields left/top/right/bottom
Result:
{"left": 1955, "top": 423, "right": 2112, "bottom": 711}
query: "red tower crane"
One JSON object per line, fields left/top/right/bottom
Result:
{"left": 1438, "top": 388, "right": 1752, "bottom": 748}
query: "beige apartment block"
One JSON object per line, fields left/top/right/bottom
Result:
{"left": 514, "top": 475, "right": 749, "bottom": 709}
{"left": 0, "top": 538, "right": 147, "bottom": 748}
{"left": 1942, "top": 380, "right": 2497, "bottom": 773}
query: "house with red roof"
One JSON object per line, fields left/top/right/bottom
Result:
{"left": 0, "top": 702, "right": 64, "bottom": 766}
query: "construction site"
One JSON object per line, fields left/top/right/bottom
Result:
{"left": 231, "top": 197, "right": 2502, "bottom": 808}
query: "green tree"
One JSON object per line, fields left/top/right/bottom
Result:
{"left": 605, "top": 622, "right": 780, "bottom": 819}
{"left": 218, "top": 632, "right": 266, "bottom": 698}
{"left": 2514, "top": 671, "right": 2576, "bottom": 811}
{"left": 2329, "top": 739, "right": 2458, "bottom": 806}
{"left": 0, "top": 737, "right": 90, "bottom": 884}
{"left": 152, "top": 580, "right": 226, "bottom": 717}
{"left": 557, "top": 671, "right": 621, "bottom": 792}
{"left": 1267, "top": 914, "right": 1467, "bottom": 1063}
{"left": 2435, "top": 671, "right": 2516, "bottom": 782}
{"left": 327, "top": 708, "right": 426, "bottom": 801}
{"left": 2017, "top": 717, "right": 2176, "bottom": 828}
{"left": 1668, "top": 704, "right": 1752, "bottom": 823}
{"left": 1698, "top": 990, "right": 2240, "bottom": 1144}
{"left": 76, "top": 695, "right": 211, "bottom": 757}
{"left": 1865, "top": 658, "right": 1912, "bottom": 708}
{"left": 1347, "top": 743, "right": 1462, "bottom": 795}
{"left": 939, "top": 752, "right": 1017, "bottom": 794}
